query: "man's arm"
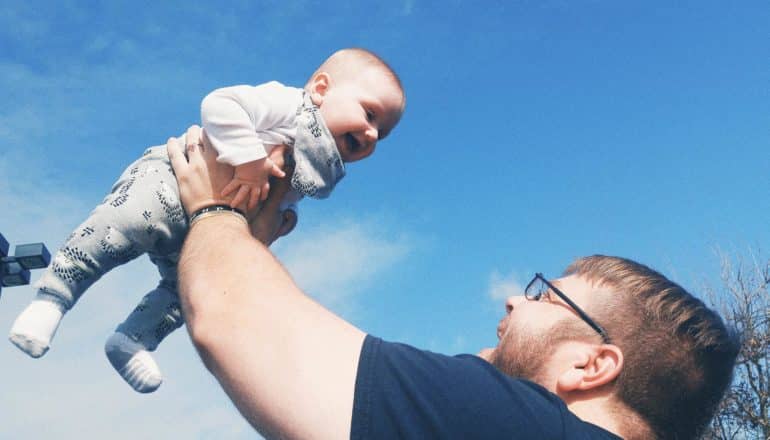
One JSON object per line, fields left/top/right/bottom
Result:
{"left": 169, "top": 136, "right": 366, "bottom": 439}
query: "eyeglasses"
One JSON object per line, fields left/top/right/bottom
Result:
{"left": 524, "top": 273, "right": 611, "bottom": 343}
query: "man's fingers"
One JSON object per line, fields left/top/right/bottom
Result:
{"left": 184, "top": 134, "right": 205, "bottom": 168}
{"left": 200, "top": 134, "right": 220, "bottom": 165}
{"left": 167, "top": 137, "right": 188, "bottom": 171}
{"left": 185, "top": 125, "right": 202, "bottom": 150}
{"left": 477, "top": 348, "right": 495, "bottom": 362}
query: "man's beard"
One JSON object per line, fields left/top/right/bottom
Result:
{"left": 491, "top": 318, "right": 585, "bottom": 384}
{"left": 490, "top": 324, "right": 553, "bottom": 384}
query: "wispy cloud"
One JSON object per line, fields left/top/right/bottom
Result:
{"left": 426, "top": 334, "right": 469, "bottom": 354}
{"left": 488, "top": 270, "right": 525, "bottom": 302}
{"left": 274, "top": 219, "right": 411, "bottom": 311}
{"left": 0, "top": 146, "right": 258, "bottom": 439}
{"left": 0, "top": 3, "right": 419, "bottom": 437}
{"left": 0, "top": 132, "right": 410, "bottom": 440}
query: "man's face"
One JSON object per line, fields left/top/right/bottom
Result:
{"left": 486, "top": 275, "right": 601, "bottom": 385}
{"left": 316, "top": 67, "right": 404, "bottom": 163}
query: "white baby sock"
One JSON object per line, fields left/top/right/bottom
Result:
{"left": 9, "top": 299, "right": 65, "bottom": 358}
{"left": 104, "top": 332, "right": 163, "bottom": 393}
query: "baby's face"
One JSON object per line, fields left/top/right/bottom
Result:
{"left": 314, "top": 68, "right": 404, "bottom": 163}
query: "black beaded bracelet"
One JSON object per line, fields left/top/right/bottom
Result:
{"left": 189, "top": 205, "right": 247, "bottom": 226}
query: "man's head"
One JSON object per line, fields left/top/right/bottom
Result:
{"left": 487, "top": 255, "right": 739, "bottom": 439}
{"left": 305, "top": 48, "right": 405, "bottom": 163}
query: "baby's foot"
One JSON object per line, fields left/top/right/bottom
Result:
{"left": 104, "top": 332, "right": 162, "bottom": 393}
{"left": 9, "top": 299, "right": 65, "bottom": 358}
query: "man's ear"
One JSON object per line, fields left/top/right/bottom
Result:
{"left": 556, "top": 344, "right": 623, "bottom": 393}
{"left": 276, "top": 209, "right": 298, "bottom": 239}
{"left": 308, "top": 72, "right": 330, "bottom": 106}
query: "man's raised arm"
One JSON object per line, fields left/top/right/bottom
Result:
{"left": 168, "top": 134, "right": 366, "bottom": 439}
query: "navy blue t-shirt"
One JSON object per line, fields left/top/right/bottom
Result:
{"left": 351, "top": 335, "right": 622, "bottom": 439}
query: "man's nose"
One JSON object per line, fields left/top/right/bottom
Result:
{"left": 505, "top": 295, "right": 526, "bottom": 314}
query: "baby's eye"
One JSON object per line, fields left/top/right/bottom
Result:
{"left": 366, "top": 109, "right": 375, "bottom": 122}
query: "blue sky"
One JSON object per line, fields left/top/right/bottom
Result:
{"left": 1, "top": 1, "right": 768, "bottom": 438}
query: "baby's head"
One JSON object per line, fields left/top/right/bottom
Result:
{"left": 305, "top": 48, "right": 405, "bottom": 163}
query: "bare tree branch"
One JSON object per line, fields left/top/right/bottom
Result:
{"left": 703, "top": 250, "right": 769, "bottom": 440}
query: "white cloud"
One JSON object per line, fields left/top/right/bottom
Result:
{"left": 274, "top": 220, "right": 411, "bottom": 310}
{"left": 488, "top": 270, "right": 525, "bottom": 302}
{"left": 0, "top": 151, "right": 258, "bottom": 439}
{"left": 0, "top": 147, "right": 411, "bottom": 439}
{"left": 424, "top": 334, "right": 468, "bottom": 354}
{"left": 0, "top": 5, "right": 415, "bottom": 436}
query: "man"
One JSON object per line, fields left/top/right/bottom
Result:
{"left": 167, "top": 132, "right": 738, "bottom": 439}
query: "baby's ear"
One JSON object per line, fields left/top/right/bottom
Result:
{"left": 309, "top": 72, "right": 330, "bottom": 105}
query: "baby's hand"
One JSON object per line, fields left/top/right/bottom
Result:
{"left": 221, "top": 158, "right": 286, "bottom": 210}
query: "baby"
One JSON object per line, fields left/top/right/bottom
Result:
{"left": 9, "top": 48, "right": 405, "bottom": 393}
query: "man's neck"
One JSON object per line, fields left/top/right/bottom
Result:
{"left": 565, "top": 395, "right": 654, "bottom": 439}
{"left": 566, "top": 398, "right": 624, "bottom": 437}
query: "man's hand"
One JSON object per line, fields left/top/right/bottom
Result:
{"left": 169, "top": 125, "right": 296, "bottom": 245}
{"left": 168, "top": 126, "right": 240, "bottom": 215}
{"left": 222, "top": 158, "right": 286, "bottom": 211}
{"left": 174, "top": 125, "right": 365, "bottom": 439}
{"left": 477, "top": 347, "right": 495, "bottom": 362}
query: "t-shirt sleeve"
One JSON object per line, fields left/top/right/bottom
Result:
{"left": 351, "top": 335, "right": 568, "bottom": 440}
{"left": 200, "top": 81, "right": 300, "bottom": 166}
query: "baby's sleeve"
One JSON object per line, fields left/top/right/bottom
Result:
{"left": 201, "top": 81, "right": 300, "bottom": 166}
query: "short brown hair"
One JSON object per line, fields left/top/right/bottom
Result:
{"left": 565, "top": 255, "right": 739, "bottom": 439}
{"left": 308, "top": 48, "right": 404, "bottom": 108}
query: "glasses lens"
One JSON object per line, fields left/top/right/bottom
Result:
{"left": 526, "top": 277, "right": 549, "bottom": 300}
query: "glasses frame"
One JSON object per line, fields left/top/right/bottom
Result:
{"left": 525, "top": 273, "right": 611, "bottom": 343}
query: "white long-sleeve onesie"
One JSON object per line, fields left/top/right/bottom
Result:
{"left": 201, "top": 80, "right": 306, "bottom": 208}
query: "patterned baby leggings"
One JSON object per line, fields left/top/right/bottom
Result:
{"left": 35, "top": 145, "right": 189, "bottom": 351}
